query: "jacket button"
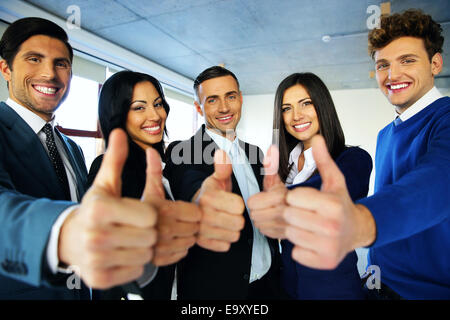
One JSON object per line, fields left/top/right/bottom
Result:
{"left": 243, "top": 274, "right": 249, "bottom": 280}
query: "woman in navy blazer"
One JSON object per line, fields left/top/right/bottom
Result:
{"left": 273, "top": 73, "right": 372, "bottom": 299}
{"left": 86, "top": 71, "right": 180, "bottom": 300}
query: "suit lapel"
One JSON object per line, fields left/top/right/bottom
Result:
{"left": 0, "top": 103, "right": 63, "bottom": 198}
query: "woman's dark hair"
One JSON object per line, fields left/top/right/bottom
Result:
{"left": 98, "top": 70, "right": 170, "bottom": 157}
{"left": 0, "top": 17, "right": 73, "bottom": 68}
{"left": 273, "top": 72, "right": 345, "bottom": 182}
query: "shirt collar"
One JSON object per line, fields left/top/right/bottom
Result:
{"left": 288, "top": 142, "right": 303, "bottom": 167}
{"left": 205, "top": 127, "right": 238, "bottom": 154}
{"left": 288, "top": 142, "right": 316, "bottom": 169}
{"left": 303, "top": 147, "right": 315, "bottom": 169}
{"left": 6, "top": 98, "right": 55, "bottom": 133}
{"left": 398, "top": 86, "right": 443, "bottom": 122}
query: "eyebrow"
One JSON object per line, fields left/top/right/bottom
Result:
{"left": 22, "top": 51, "right": 71, "bottom": 65}
{"left": 205, "top": 91, "right": 239, "bottom": 101}
{"left": 375, "top": 53, "right": 420, "bottom": 64}
{"left": 205, "top": 94, "right": 219, "bottom": 101}
{"left": 281, "top": 97, "right": 310, "bottom": 106}
{"left": 131, "top": 96, "right": 161, "bottom": 105}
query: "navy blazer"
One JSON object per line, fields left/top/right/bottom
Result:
{"left": 0, "top": 102, "right": 89, "bottom": 299}
{"left": 165, "top": 125, "right": 281, "bottom": 300}
{"left": 282, "top": 146, "right": 372, "bottom": 300}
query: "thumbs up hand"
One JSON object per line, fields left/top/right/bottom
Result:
{"left": 193, "top": 149, "right": 245, "bottom": 252}
{"left": 283, "top": 135, "right": 376, "bottom": 269}
{"left": 58, "top": 129, "right": 158, "bottom": 289}
{"left": 141, "top": 147, "right": 200, "bottom": 266}
{"left": 248, "top": 145, "right": 289, "bottom": 239}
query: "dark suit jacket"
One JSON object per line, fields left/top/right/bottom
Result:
{"left": 0, "top": 102, "right": 89, "bottom": 300}
{"left": 86, "top": 140, "right": 175, "bottom": 300}
{"left": 165, "top": 125, "right": 281, "bottom": 300}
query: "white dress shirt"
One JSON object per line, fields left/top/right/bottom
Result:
{"left": 398, "top": 86, "right": 443, "bottom": 122}
{"left": 206, "top": 128, "right": 272, "bottom": 283}
{"left": 285, "top": 142, "right": 317, "bottom": 186}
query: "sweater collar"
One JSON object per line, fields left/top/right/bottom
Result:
{"left": 398, "top": 86, "right": 443, "bottom": 122}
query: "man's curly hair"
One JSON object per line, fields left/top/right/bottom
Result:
{"left": 368, "top": 9, "right": 444, "bottom": 60}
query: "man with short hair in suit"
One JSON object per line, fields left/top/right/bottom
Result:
{"left": 0, "top": 17, "right": 160, "bottom": 299}
{"left": 165, "top": 66, "right": 281, "bottom": 299}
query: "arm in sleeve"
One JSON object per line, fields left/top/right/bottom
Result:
{"left": 358, "top": 115, "right": 450, "bottom": 247}
{"left": 288, "top": 147, "right": 373, "bottom": 202}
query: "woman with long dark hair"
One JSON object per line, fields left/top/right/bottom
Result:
{"left": 86, "top": 70, "right": 199, "bottom": 299}
{"left": 273, "top": 72, "right": 372, "bottom": 299}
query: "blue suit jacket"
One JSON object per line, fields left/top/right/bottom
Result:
{"left": 0, "top": 102, "right": 89, "bottom": 299}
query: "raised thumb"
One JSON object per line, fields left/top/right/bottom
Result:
{"left": 93, "top": 128, "right": 128, "bottom": 197}
{"left": 213, "top": 149, "right": 233, "bottom": 191}
{"left": 141, "top": 146, "right": 165, "bottom": 202}
{"left": 263, "top": 145, "right": 283, "bottom": 191}
{"left": 311, "top": 135, "right": 346, "bottom": 193}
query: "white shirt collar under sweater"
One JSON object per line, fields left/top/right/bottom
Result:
{"left": 398, "top": 86, "right": 443, "bottom": 122}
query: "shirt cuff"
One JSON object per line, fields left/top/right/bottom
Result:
{"left": 46, "top": 205, "right": 79, "bottom": 274}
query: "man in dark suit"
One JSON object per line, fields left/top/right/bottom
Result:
{"left": 0, "top": 17, "right": 159, "bottom": 299}
{"left": 165, "top": 66, "right": 281, "bottom": 299}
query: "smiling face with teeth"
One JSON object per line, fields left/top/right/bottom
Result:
{"left": 194, "top": 75, "right": 242, "bottom": 140}
{"left": 126, "top": 81, "right": 167, "bottom": 150}
{"left": 281, "top": 84, "right": 319, "bottom": 150}
{"left": 0, "top": 35, "right": 72, "bottom": 121}
{"left": 374, "top": 36, "right": 443, "bottom": 113}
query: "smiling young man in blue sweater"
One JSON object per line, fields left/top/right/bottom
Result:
{"left": 256, "top": 9, "right": 449, "bottom": 299}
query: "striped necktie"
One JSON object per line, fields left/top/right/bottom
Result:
{"left": 42, "top": 123, "right": 71, "bottom": 200}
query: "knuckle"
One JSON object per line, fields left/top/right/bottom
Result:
{"left": 220, "top": 242, "right": 231, "bottom": 252}
{"left": 148, "top": 229, "right": 158, "bottom": 246}
{"left": 82, "top": 229, "right": 108, "bottom": 249}
{"left": 322, "top": 219, "right": 341, "bottom": 237}
{"left": 236, "top": 216, "right": 245, "bottom": 231}
{"left": 87, "top": 199, "right": 108, "bottom": 225}
{"left": 199, "top": 191, "right": 213, "bottom": 206}
{"left": 90, "top": 270, "right": 113, "bottom": 289}
{"left": 202, "top": 210, "right": 216, "bottom": 226}
{"left": 327, "top": 196, "right": 344, "bottom": 214}
{"left": 148, "top": 248, "right": 154, "bottom": 262}
{"left": 230, "top": 231, "right": 240, "bottom": 243}
{"left": 146, "top": 205, "right": 158, "bottom": 227}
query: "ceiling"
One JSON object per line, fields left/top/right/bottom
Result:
{"left": 23, "top": 0, "right": 450, "bottom": 94}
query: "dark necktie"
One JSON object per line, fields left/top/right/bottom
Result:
{"left": 42, "top": 123, "right": 71, "bottom": 200}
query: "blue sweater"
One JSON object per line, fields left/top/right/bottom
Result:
{"left": 358, "top": 97, "right": 450, "bottom": 299}
{"left": 282, "top": 146, "right": 373, "bottom": 299}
